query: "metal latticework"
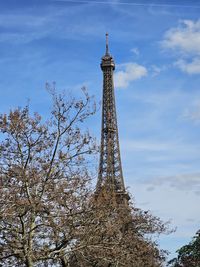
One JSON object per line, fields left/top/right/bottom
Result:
{"left": 96, "top": 34, "right": 128, "bottom": 202}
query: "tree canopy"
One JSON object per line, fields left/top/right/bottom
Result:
{"left": 0, "top": 88, "right": 169, "bottom": 267}
{"left": 168, "top": 230, "right": 200, "bottom": 267}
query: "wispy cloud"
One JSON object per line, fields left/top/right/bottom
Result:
{"left": 162, "top": 19, "right": 200, "bottom": 74}
{"left": 131, "top": 47, "right": 140, "bottom": 56}
{"left": 114, "top": 62, "right": 147, "bottom": 88}
{"left": 52, "top": 1, "right": 200, "bottom": 9}
{"left": 121, "top": 137, "right": 200, "bottom": 166}
{"left": 175, "top": 58, "right": 200, "bottom": 74}
{"left": 150, "top": 64, "right": 168, "bottom": 76}
{"left": 0, "top": 4, "right": 106, "bottom": 44}
{"left": 121, "top": 139, "right": 170, "bottom": 152}
{"left": 129, "top": 177, "right": 200, "bottom": 244}
{"left": 0, "top": 11, "right": 53, "bottom": 44}
{"left": 183, "top": 100, "right": 200, "bottom": 123}
{"left": 145, "top": 173, "right": 200, "bottom": 193}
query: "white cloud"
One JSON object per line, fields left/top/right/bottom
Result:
{"left": 162, "top": 20, "right": 200, "bottom": 55}
{"left": 162, "top": 20, "right": 200, "bottom": 74}
{"left": 175, "top": 58, "right": 200, "bottom": 74}
{"left": 114, "top": 62, "right": 147, "bottom": 89}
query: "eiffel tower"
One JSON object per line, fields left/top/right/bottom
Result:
{"left": 96, "top": 34, "right": 129, "bottom": 204}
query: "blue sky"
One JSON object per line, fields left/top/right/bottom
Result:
{"left": 0, "top": 0, "right": 200, "bottom": 262}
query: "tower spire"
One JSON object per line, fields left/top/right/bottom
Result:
{"left": 106, "top": 32, "right": 109, "bottom": 55}
{"left": 96, "top": 34, "right": 129, "bottom": 204}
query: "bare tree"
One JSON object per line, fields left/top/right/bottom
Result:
{"left": 0, "top": 87, "right": 170, "bottom": 267}
{"left": 68, "top": 190, "right": 169, "bottom": 267}
{"left": 0, "top": 87, "right": 97, "bottom": 266}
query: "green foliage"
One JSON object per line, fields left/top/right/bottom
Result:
{"left": 168, "top": 230, "right": 200, "bottom": 267}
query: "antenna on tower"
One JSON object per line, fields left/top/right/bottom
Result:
{"left": 106, "top": 32, "right": 109, "bottom": 55}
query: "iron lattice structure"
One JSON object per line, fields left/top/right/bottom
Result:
{"left": 96, "top": 34, "right": 129, "bottom": 202}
